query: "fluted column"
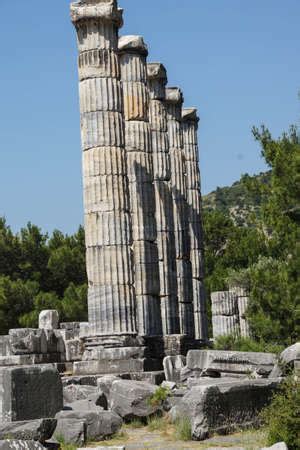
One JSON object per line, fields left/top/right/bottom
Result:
{"left": 182, "top": 108, "right": 208, "bottom": 341}
{"left": 147, "top": 64, "right": 179, "bottom": 335}
{"left": 118, "top": 36, "right": 162, "bottom": 337}
{"left": 71, "top": 0, "right": 136, "bottom": 336}
{"left": 165, "top": 89, "right": 194, "bottom": 337}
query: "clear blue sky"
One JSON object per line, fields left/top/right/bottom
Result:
{"left": 0, "top": 0, "right": 299, "bottom": 234}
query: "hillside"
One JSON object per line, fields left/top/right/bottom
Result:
{"left": 202, "top": 171, "right": 271, "bottom": 226}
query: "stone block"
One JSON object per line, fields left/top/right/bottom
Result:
{"left": 0, "top": 419, "right": 57, "bottom": 443}
{"left": 81, "top": 111, "right": 124, "bottom": 151}
{"left": 63, "top": 384, "right": 99, "bottom": 404}
{"left": 54, "top": 418, "right": 85, "bottom": 446}
{"left": 86, "top": 246, "right": 133, "bottom": 285}
{"left": 109, "top": 380, "right": 159, "bottom": 420}
{"left": 125, "top": 121, "right": 151, "bottom": 153}
{"left": 170, "top": 379, "right": 280, "bottom": 440}
{"left": 0, "top": 337, "right": 10, "bottom": 357}
{"left": 78, "top": 49, "right": 120, "bottom": 81}
{"left": 55, "top": 410, "right": 122, "bottom": 443}
{"left": 186, "top": 350, "right": 277, "bottom": 377}
{"left": 0, "top": 365, "right": 63, "bottom": 422}
{"left": 73, "top": 358, "right": 150, "bottom": 376}
{"left": 8, "top": 329, "right": 47, "bottom": 356}
{"left": 126, "top": 152, "right": 153, "bottom": 183}
{"left": 84, "top": 174, "right": 129, "bottom": 214}
{"left": 261, "top": 443, "right": 288, "bottom": 450}
{"left": 163, "top": 355, "right": 186, "bottom": 383}
{"left": 122, "top": 82, "right": 149, "bottom": 121}
{"left": 212, "top": 315, "right": 240, "bottom": 338}
{"left": 65, "top": 339, "right": 83, "bottom": 362}
{"left": 0, "top": 441, "right": 46, "bottom": 449}
{"left": 83, "top": 346, "right": 147, "bottom": 362}
{"left": 85, "top": 211, "right": 132, "bottom": 247}
{"left": 79, "top": 78, "right": 122, "bottom": 113}
{"left": 83, "top": 147, "right": 126, "bottom": 178}
{"left": 211, "top": 291, "right": 238, "bottom": 316}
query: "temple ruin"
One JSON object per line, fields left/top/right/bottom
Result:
{"left": 70, "top": 0, "right": 208, "bottom": 374}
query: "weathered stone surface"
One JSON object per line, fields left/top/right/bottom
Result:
{"left": 211, "top": 291, "right": 238, "bottom": 316}
{"left": 270, "top": 342, "right": 300, "bottom": 378}
{"left": 73, "top": 358, "right": 153, "bottom": 376}
{"left": 38, "top": 311, "right": 59, "bottom": 331}
{"left": 109, "top": 380, "right": 159, "bottom": 420}
{"left": 280, "top": 342, "right": 300, "bottom": 366}
{"left": 0, "top": 419, "right": 56, "bottom": 443}
{"left": 63, "top": 384, "right": 99, "bottom": 404}
{"left": 261, "top": 443, "right": 288, "bottom": 450}
{"left": 0, "top": 365, "right": 63, "bottom": 422}
{"left": 8, "top": 329, "right": 47, "bottom": 356}
{"left": 54, "top": 418, "right": 85, "bottom": 445}
{"left": 64, "top": 399, "right": 103, "bottom": 413}
{"left": 163, "top": 355, "right": 186, "bottom": 382}
{"left": 0, "top": 441, "right": 46, "bottom": 449}
{"left": 186, "top": 350, "right": 276, "bottom": 377}
{"left": 55, "top": 410, "right": 122, "bottom": 443}
{"left": 212, "top": 314, "right": 240, "bottom": 338}
{"left": 170, "top": 379, "right": 280, "bottom": 440}
{"left": 65, "top": 339, "right": 83, "bottom": 362}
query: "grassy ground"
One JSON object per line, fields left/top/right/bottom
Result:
{"left": 84, "top": 417, "right": 268, "bottom": 449}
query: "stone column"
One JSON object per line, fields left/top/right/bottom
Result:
{"left": 118, "top": 36, "right": 162, "bottom": 337}
{"left": 165, "top": 89, "right": 194, "bottom": 337}
{"left": 182, "top": 108, "right": 208, "bottom": 341}
{"left": 147, "top": 65, "right": 179, "bottom": 336}
{"left": 70, "top": 0, "right": 136, "bottom": 338}
{"left": 230, "top": 287, "right": 251, "bottom": 338}
{"left": 211, "top": 291, "right": 239, "bottom": 338}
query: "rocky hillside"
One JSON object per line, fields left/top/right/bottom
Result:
{"left": 202, "top": 172, "right": 271, "bottom": 226}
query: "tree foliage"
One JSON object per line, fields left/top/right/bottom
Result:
{"left": 0, "top": 223, "right": 87, "bottom": 334}
{"left": 204, "top": 124, "right": 300, "bottom": 345}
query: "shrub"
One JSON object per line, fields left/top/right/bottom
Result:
{"left": 174, "top": 416, "right": 192, "bottom": 441}
{"left": 148, "top": 386, "right": 170, "bottom": 408}
{"left": 214, "top": 335, "right": 284, "bottom": 354}
{"left": 261, "top": 374, "right": 300, "bottom": 450}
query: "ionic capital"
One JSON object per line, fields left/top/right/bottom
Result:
{"left": 118, "top": 35, "right": 148, "bottom": 56}
{"left": 70, "top": 1, "right": 123, "bottom": 27}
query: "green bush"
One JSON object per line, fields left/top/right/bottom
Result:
{"left": 148, "top": 386, "right": 170, "bottom": 408}
{"left": 261, "top": 374, "right": 300, "bottom": 450}
{"left": 214, "top": 335, "right": 284, "bottom": 354}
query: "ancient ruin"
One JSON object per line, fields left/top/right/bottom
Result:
{"left": 0, "top": 1, "right": 296, "bottom": 449}
{"left": 70, "top": 0, "right": 209, "bottom": 374}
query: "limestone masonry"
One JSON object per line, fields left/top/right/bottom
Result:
{"left": 70, "top": 0, "right": 208, "bottom": 369}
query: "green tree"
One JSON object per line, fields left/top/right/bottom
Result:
{"left": 0, "top": 276, "right": 40, "bottom": 333}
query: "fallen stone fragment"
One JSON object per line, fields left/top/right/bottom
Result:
{"left": 170, "top": 379, "right": 280, "bottom": 440}
{"left": 55, "top": 410, "right": 122, "bottom": 443}
{"left": 53, "top": 418, "right": 85, "bottom": 446}
{"left": 187, "top": 350, "right": 276, "bottom": 377}
{"left": 0, "top": 419, "right": 56, "bottom": 443}
{"left": 39, "top": 311, "right": 59, "bottom": 331}
{"left": 0, "top": 441, "right": 46, "bottom": 449}
{"left": 0, "top": 365, "right": 63, "bottom": 422}
{"left": 109, "top": 379, "right": 159, "bottom": 421}
{"left": 64, "top": 399, "right": 103, "bottom": 413}
{"left": 163, "top": 355, "right": 186, "bottom": 382}
{"left": 63, "top": 384, "right": 98, "bottom": 403}
{"left": 261, "top": 443, "right": 288, "bottom": 450}
{"left": 161, "top": 380, "right": 176, "bottom": 391}
{"left": 270, "top": 342, "right": 300, "bottom": 377}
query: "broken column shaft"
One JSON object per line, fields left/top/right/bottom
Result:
{"left": 182, "top": 108, "right": 208, "bottom": 341}
{"left": 71, "top": 0, "right": 137, "bottom": 337}
{"left": 147, "top": 64, "right": 180, "bottom": 336}
{"left": 118, "top": 36, "right": 162, "bottom": 337}
{"left": 165, "top": 89, "right": 194, "bottom": 338}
